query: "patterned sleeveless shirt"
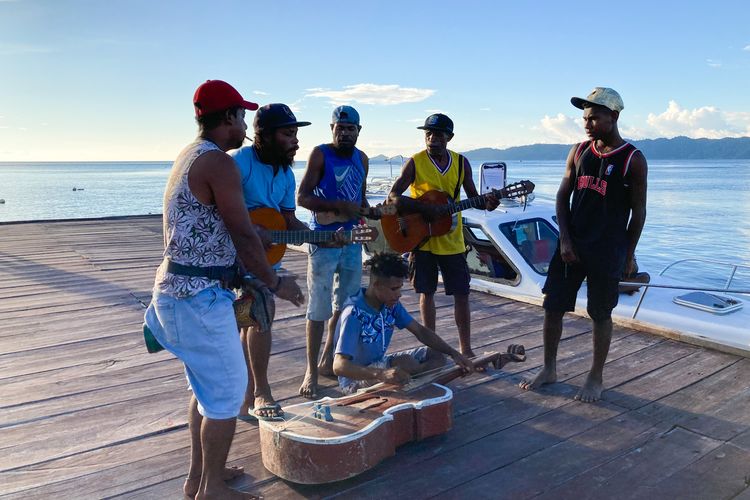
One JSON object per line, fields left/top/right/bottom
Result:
{"left": 153, "top": 139, "right": 237, "bottom": 298}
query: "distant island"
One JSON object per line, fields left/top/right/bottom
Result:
{"left": 461, "top": 136, "right": 750, "bottom": 161}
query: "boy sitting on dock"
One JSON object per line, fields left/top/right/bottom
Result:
{"left": 333, "top": 253, "right": 473, "bottom": 394}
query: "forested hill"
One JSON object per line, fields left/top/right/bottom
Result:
{"left": 462, "top": 136, "right": 750, "bottom": 161}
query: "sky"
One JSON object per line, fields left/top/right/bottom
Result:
{"left": 1, "top": 0, "right": 750, "bottom": 161}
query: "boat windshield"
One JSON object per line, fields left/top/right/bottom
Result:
{"left": 463, "top": 224, "right": 519, "bottom": 285}
{"left": 499, "top": 218, "right": 559, "bottom": 275}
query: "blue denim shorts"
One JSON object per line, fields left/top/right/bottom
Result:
{"left": 144, "top": 287, "right": 247, "bottom": 419}
{"left": 306, "top": 243, "right": 363, "bottom": 321}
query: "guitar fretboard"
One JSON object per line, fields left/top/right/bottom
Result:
{"left": 269, "top": 230, "right": 350, "bottom": 245}
{"left": 448, "top": 194, "right": 490, "bottom": 214}
{"left": 446, "top": 183, "right": 527, "bottom": 215}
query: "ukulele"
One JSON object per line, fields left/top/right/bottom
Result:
{"left": 313, "top": 203, "right": 396, "bottom": 226}
{"left": 249, "top": 207, "right": 378, "bottom": 265}
{"left": 381, "top": 180, "right": 535, "bottom": 253}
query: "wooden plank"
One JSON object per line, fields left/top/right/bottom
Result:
{"left": 630, "top": 443, "right": 750, "bottom": 500}
{"left": 603, "top": 349, "right": 739, "bottom": 410}
{"left": 535, "top": 427, "right": 724, "bottom": 500}
{"left": 0, "top": 389, "right": 187, "bottom": 471}
{"left": 434, "top": 410, "right": 670, "bottom": 499}
{"left": 636, "top": 358, "right": 750, "bottom": 441}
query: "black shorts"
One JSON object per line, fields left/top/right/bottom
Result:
{"left": 409, "top": 250, "right": 471, "bottom": 296}
{"left": 542, "top": 247, "right": 624, "bottom": 321}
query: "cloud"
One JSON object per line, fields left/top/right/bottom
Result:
{"left": 253, "top": 90, "right": 269, "bottom": 96}
{"left": 306, "top": 83, "right": 435, "bottom": 105}
{"left": 744, "top": 45, "right": 750, "bottom": 52}
{"left": 706, "top": 59, "right": 722, "bottom": 68}
{"left": 640, "top": 100, "right": 750, "bottom": 139}
{"left": 479, "top": 107, "right": 491, "bottom": 112}
{"left": 536, "top": 113, "right": 583, "bottom": 143}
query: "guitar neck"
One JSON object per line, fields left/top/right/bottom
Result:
{"left": 269, "top": 230, "right": 348, "bottom": 245}
{"left": 448, "top": 193, "right": 489, "bottom": 215}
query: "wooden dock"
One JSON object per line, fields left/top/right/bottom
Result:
{"left": 2, "top": 215, "right": 750, "bottom": 499}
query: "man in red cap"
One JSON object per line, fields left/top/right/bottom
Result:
{"left": 144, "top": 80, "right": 303, "bottom": 499}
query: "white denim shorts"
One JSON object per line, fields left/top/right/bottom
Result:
{"left": 144, "top": 286, "right": 247, "bottom": 419}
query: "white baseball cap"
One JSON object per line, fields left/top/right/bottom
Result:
{"left": 571, "top": 87, "right": 624, "bottom": 112}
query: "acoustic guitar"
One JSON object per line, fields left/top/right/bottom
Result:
{"left": 380, "top": 180, "right": 535, "bottom": 253}
{"left": 249, "top": 207, "right": 378, "bottom": 265}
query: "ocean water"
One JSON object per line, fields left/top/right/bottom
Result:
{"left": 1, "top": 158, "right": 748, "bottom": 288}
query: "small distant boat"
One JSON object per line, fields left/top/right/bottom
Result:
{"left": 72, "top": 187, "right": 85, "bottom": 191}
{"left": 0, "top": 199, "right": 5, "bottom": 204}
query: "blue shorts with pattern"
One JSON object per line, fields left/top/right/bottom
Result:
{"left": 144, "top": 286, "right": 247, "bottom": 419}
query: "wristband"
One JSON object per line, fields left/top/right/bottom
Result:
{"left": 269, "top": 275, "right": 282, "bottom": 294}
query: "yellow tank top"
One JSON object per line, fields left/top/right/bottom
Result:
{"left": 409, "top": 150, "right": 465, "bottom": 255}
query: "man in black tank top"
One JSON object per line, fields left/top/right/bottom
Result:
{"left": 519, "top": 87, "right": 648, "bottom": 403}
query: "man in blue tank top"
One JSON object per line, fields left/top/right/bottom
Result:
{"left": 520, "top": 87, "right": 648, "bottom": 403}
{"left": 297, "top": 105, "right": 371, "bottom": 398}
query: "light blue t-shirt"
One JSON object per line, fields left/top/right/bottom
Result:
{"left": 229, "top": 145, "right": 297, "bottom": 271}
{"left": 334, "top": 288, "right": 414, "bottom": 388}
{"left": 229, "top": 145, "right": 296, "bottom": 211}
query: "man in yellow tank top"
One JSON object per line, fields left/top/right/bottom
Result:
{"left": 389, "top": 114, "right": 499, "bottom": 358}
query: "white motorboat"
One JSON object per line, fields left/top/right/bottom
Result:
{"left": 364, "top": 162, "right": 750, "bottom": 356}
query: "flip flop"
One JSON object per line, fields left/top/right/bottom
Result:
{"left": 238, "top": 412, "right": 257, "bottom": 423}
{"left": 252, "top": 404, "right": 284, "bottom": 422}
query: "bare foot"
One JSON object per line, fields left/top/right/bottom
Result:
{"left": 519, "top": 366, "right": 557, "bottom": 390}
{"left": 184, "top": 466, "right": 244, "bottom": 498}
{"left": 318, "top": 354, "right": 334, "bottom": 377}
{"left": 574, "top": 374, "right": 603, "bottom": 403}
{"left": 298, "top": 370, "right": 318, "bottom": 398}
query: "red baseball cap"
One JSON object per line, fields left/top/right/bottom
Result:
{"left": 193, "top": 80, "right": 259, "bottom": 116}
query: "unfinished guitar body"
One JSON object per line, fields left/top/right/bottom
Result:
{"left": 258, "top": 383, "right": 452, "bottom": 484}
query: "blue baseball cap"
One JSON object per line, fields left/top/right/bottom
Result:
{"left": 253, "top": 103, "right": 311, "bottom": 133}
{"left": 417, "top": 113, "right": 454, "bottom": 134}
{"left": 332, "top": 105, "right": 360, "bottom": 126}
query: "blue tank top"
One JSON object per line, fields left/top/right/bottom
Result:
{"left": 310, "top": 144, "right": 365, "bottom": 231}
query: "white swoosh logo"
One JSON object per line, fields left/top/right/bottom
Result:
{"left": 335, "top": 166, "right": 351, "bottom": 183}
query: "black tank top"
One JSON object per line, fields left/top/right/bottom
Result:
{"left": 569, "top": 141, "right": 638, "bottom": 251}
